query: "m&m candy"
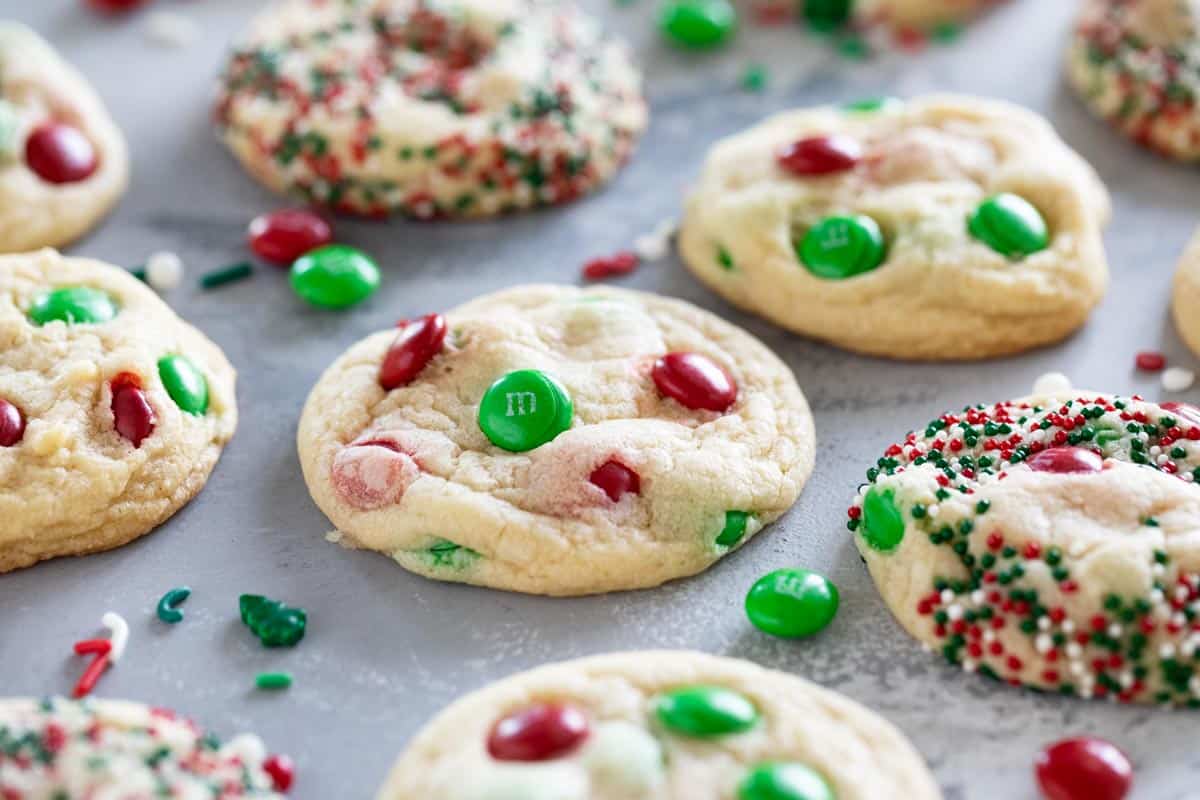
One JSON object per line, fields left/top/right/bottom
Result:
{"left": 158, "top": 355, "right": 209, "bottom": 416}
{"left": 110, "top": 373, "right": 156, "bottom": 448}
{"left": 968, "top": 193, "right": 1049, "bottom": 258}
{"left": 25, "top": 122, "right": 98, "bottom": 184}
{"left": 478, "top": 370, "right": 573, "bottom": 452}
{"left": 1034, "top": 737, "right": 1132, "bottom": 800}
{"left": 653, "top": 685, "right": 759, "bottom": 737}
{"left": 290, "top": 245, "right": 380, "bottom": 309}
{"left": 659, "top": 0, "right": 737, "bottom": 48}
{"left": 248, "top": 209, "right": 332, "bottom": 266}
{"left": 589, "top": 460, "right": 640, "bottom": 502}
{"left": 379, "top": 314, "right": 447, "bottom": 390}
{"left": 1025, "top": 446, "right": 1103, "bottom": 475}
{"left": 652, "top": 352, "right": 737, "bottom": 412}
{"left": 738, "top": 762, "right": 835, "bottom": 800}
{"left": 745, "top": 568, "right": 839, "bottom": 639}
{"left": 797, "top": 215, "right": 886, "bottom": 279}
{"left": 0, "top": 399, "right": 25, "bottom": 447}
{"left": 28, "top": 286, "right": 117, "bottom": 326}
{"left": 777, "top": 135, "right": 862, "bottom": 177}
{"left": 487, "top": 704, "right": 589, "bottom": 762}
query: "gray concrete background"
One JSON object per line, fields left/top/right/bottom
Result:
{"left": 0, "top": 1, "right": 1197, "bottom": 798}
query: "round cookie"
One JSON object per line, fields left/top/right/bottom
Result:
{"left": 376, "top": 650, "right": 942, "bottom": 800}
{"left": 848, "top": 389, "right": 1200, "bottom": 705}
{"left": 214, "top": 0, "right": 647, "bottom": 219}
{"left": 297, "top": 284, "right": 814, "bottom": 596}
{"left": 678, "top": 94, "right": 1111, "bottom": 361}
{"left": 1173, "top": 227, "right": 1200, "bottom": 356}
{"left": 0, "top": 23, "right": 129, "bottom": 252}
{"left": 0, "top": 697, "right": 290, "bottom": 796}
{"left": 1067, "top": 0, "right": 1200, "bottom": 163}
{"left": 0, "top": 249, "right": 237, "bottom": 572}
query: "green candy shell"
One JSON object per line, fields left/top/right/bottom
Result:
{"left": 797, "top": 215, "right": 886, "bottom": 280}
{"left": 745, "top": 568, "right": 839, "bottom": 639}
{"left": 659, "top": 0, "right": 737, "bottom": 49}
{"left": 967, "top": 193, "right": 1049, "bottom": 259}
{"left": 158, "top": 355, "right": 209, "bottom": 416}
{"left": 861, "top": 486, "right": 905, "bottom": 551}
{"left": 478, "top": 369, "right": 573, "bottom": 452}
{"left": 738, "top": 763, "right": 836, "bottom": 800}
{"left": 653, "top": 685, "right": 759, "bottom": 737}
{"left": 716, "top": 510, "right": 751, "bottom": 548}
{"left": 28, "top": 286, "right": 118, "bottom": 326}
{"left": 290, "top": 244, "right": 380, "bottom": 309}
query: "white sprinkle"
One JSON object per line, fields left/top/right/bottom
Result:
{"left": 1163, "top": 367, "right": 1196, "bottom": 393}
{"left": 1153, "top": 562, "right": 1167, "bottom": 576}
{"left": 101, "top": 612, "right": 129, "bottom": 663}
{"left": 225, "top": 733, "right": 267, "bottom": 764}
{"left": 1067, "top": 642, "right": 1083, "bottom": 659}
{"left": 971, "top": 590, "right": 985, "bottom": 605}
{"left": 983, "top": 629, "right": 996, "bottom": 644}
{"left": 927, "top": 504, "right": 940, "bottom": 517}
{"left": 940, "top": 589, "right": 955, "bottom": 605}
{"left": 1036, "top": 634, "right": 1052, "bottom": 653}
{"left": 1062, "top": 619, "right": 1076, "bottom": 635}
{"left": 146, "top": 251, "right": 184, "bottom": 291}
{"left": 947, "top": 604, "right": 963, "bottom": 621}
{"left": 1069, "top": 661, "right": 1085, "bottom": 676}
{"left": 144, "top": 11, "right": 200, "bottom": 48}
{"left": 632, "top": 233, "right": 668, "bottom": 262}
{"left": 1108, "top": 623, "right": 1123, "bottom": 638}
{"left": 1191, "top": 676, "right": 1200, "bottom": 696}
{"left": 1038, "top": 616, "right": 1051, "bottom": 631}
{"left": 962, "top": 659, "right": 977, "bottom": 673}
{"left": 1032, "top": 372, "right": 1072, "bottom": 395}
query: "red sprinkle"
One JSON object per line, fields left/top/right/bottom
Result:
{"left": 777, "top": 135, "right": 862, "bottom": 177}
{"left": 111, "top": 373, "right": 156, "bottom": 448}
{"left": 0, "top": 399, "right": 25, "bottom": 447}
{"left": 589, "top": 460, "right": 641, "bottom": 502}
{"left": 84, "top": 0, "right": 150, "bottom": 11}
{"left": 72, "top": 639, "right": 112, "bottom": 699}
{"left": 487, "top": 704, "right": 589, "bottom": 762}
{"left": 652, "top": 352, "right": 738, "bottom": 412}
{"left": 25, "top": 122, "right": 98, "bottom": 184}
{"left": 1135, "top": 351, "right": 1166, "bottom": 371}
{"left": 1035, "top": 737, "right": 1132, "bottom": 800}
{"left": 379, "top": 313, "right": 447, "bottom": 390}
{"left": 262, "top": 754, "right": 296, "bottom": 792}
{"left": 1025, "top": 446, "right": 1103, "bottom": 475}
{"left": 582, "top": 250, "right": 639, "bottom": 281}
{"left": 247, "top": 209, "right": 333, "bottom": 266}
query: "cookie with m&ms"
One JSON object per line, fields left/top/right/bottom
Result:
{"left": 0, "top": 23, "right": 128, "bottom": 253}
{"left": 802, "top": 0, "right": 1004, "bottom": 32}
{"left": 849, "top": 389, "right": 1200, "bottom": 704}
{"left": 0, "top": 697, "right": 292, "bottom": 796}
{"left": 297, "top": 285, "right": 814, "bottom": 596}
{"left": 678, "top": 94, "right": 1110, "bottom": 360}
{"left": 214, "top": 0, "right": 647, "bottom": 219}
{"left": 1067, "top": 0, "right": 1200, "bottom": 163}
{"left": 0, "top": 249, "right": 237, "bottom": 572}
{"left": 1173, "top": 227, "right": 1200, "bottom": 357}
{"left": 376, "top": 650, "right": 941, "bottom": 800}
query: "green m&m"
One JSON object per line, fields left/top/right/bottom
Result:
{"left": 653, "top": 686, "right": 758, "bottom": 737}
{"left": 659, "top": 0, "right": 736, "bottom": 49}
{"left": 797, "top": 215, "right": 886, "bottom": 279}
{"left": 478, "top": 369, "right": 573, "bottom": 452}
{"left": 967, "top": 193, "right": 1049, "bottom": 259}
{"left": 158, "top": 355, "right": 209, "bottom": 416}
{"left": 842, "top": 96, "right": 902, "bottom": 114}
{"left": 28, "top": 286, "right": 118, "bottom": 326}
{"left": 716, "top": 510, "right": 752, "bottom": 548}
{"left": 861, "top": 486, "right": 904, "bottom": 551}
{"left": 745, "top": 568, "right": 839, "bottom": 639}
{"left": 802, "top": 0, "right": 852, "bottom": 30}
{"left": 738, "top": 763, "right": 835, "bottom": 800}
{"left": 290, "top": 244, "right": 380, "bottom": 309}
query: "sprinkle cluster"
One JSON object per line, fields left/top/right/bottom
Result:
{"left": 849, "top": 394, "right": 1200, "bottom": 704}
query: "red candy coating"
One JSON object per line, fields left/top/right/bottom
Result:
{"left": 1160, "top": 401, "right": 1200, "bottom": 428}
{"left": 262, "top": 754, "right": 296, "bottom": 792}
{"left": 0, "top": 399, "right": 25, "bottom": 447}
{"left": 1026, "top": 446, "right": 1103, "bottom": 475}
{"left": 487, "top": 703, "right": 589, "bottom": 762}
{"left": 589, "top": 460, "right": 641, "bottom": 502}
{"left": 247, "top": 209, "right": 333, "bottom": 266}
{"left": 380, "top": 314, "right": 447, "bottom": 390}
{"left": 651, "top": 352, "right": 738, "bottom": 412}
{"left": 1035, "top": 737, "right": 1132, "bottom": 800}
{"left": 85, "top": 0, "right": 150, "bottom": 11}
{"left": 1135, "top": 351, "right": 1166, "bottom": 371}
{"left": 777, "top": 135, "right": 862, "bottom": 176}
{"left": 582, "top": 251, "right": 640, "bottom": 281}
{"left": 111, "top": 373, "right": 156, "bottom": 448}
{"left": 25, "top": 122, "right": 98, "bottom": 184}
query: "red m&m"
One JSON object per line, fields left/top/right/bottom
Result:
{"left": 1026, "top": 446, "right": 1102, "bottom": 475}
{"left": 262, "top": 753, "right": 296, "bottom": 792}
{"left": 84, "top": 0, "right": 151, "bottom": 12}
{"left": 1035, "top": 737, "right": 1132, "bottom": 800}
{"left": 777, "top": 135, "right": 862, "bottom": 177}
{"left": 111, "top": 373, "right": 156, "bottom": 447}
{"left": 248, "top": 209, "right": 333, "bottom": 266}
{"left": 487, "top": 703, "right": 589, "bottom": 762}
{"left": 25, "top": 122, "right": 98, "bottom": 184}
{"left": 379, "top": 314, "right": 447, "bottom": 390}
{"left": 0, "top": 399, "right": 25, "bottom": 447}
{"left": 589, "top": 460, "right": 641, "bottom": 501}
{"left": 652, "top": 352, "right": 737, "bottom": 412}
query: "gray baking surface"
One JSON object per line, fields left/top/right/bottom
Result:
{"left": 1, "top": 1, "right": 1197, "bottom": 798}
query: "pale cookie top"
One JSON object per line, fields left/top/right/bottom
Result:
{"left": 298, "top": 285, "right": 814, "bottom": 596}
{"left": 1173, "top": 226, "right": 1200, "bottom": 357}
{"left": 841, "top": 0, "right": 999, "bottom": 29}
{"left": 678, "top": 94, "right": 1110, "bottom": 360}
{"left": 0, "top": 250, "right": 237, "bottom": 571}
{"left": 377, "top": 650, "right": 942, "bottom": 800}
{"left": 849, "top": 390, "right": 1200, "bottom": 705}
{"left": 215, "top": 0, "right": 647, "bottom": 218}
{"left": 0, "top": 697, "right": 288, "bottom": 797}
{"left": 0, "top": 23, "right": 128, "bottom": 252}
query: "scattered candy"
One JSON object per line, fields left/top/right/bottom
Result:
{"left": 842, "top": 97, "right": 902, "bottom": 113}
{"left": 1161, "top": 367, "right": 1195, "bottom": 393}
{"left": 478, "top": 369, "right": 574, "bottom": 452}
{"left": 487, "top": 704, "right": 590, "bottom": 762}
{"left": 802, "top": 0, "right": 851, "bottom": 29}
{"left": 738, "top": 762, "right": 835, "bottom": 800}
{"left": 24, "top": 122, "right": 98, "bottom": 184}
{"left": 239, "top": 594, "right": 307, "bottom": 647}
{"left": 860, "top": 486, "right": 904, "bottom": 551}
{"left": 200, "top": 261, "right": 253, "bottom": 289}
{"left": 158, "top": 354, "right": 210, "bottom": 416}
{"left": 659, "top": 0, "right": 737, "bottom": 49}
{"left": 741, "top": 63, "right": 769, "bottom": 92}
{"left": 0, "top": 398, "right": 25, "bottom": 447}
{"left": 653, "top": 685, "right": 759, "bottom": 737}
{"left": 71, "top": 638, "right": 111, "bottom": 698}
{"left": 380, "top": 313, "right": 448, "bottom": 390}
{"left": 28, "top": 286, "right": 118, "bottom": 326}
{"left": 582, "top": 250, "right": 640, "bottom": 281}
{"left": 290, "top": 244, "right": 380, "bottom": 309}
{"left": 968, "top": 193, "right": 1049, "bottom": 259}
{"left": 1033, "top": 372, "right": 1072, "bottom": 395}
{"left": 144, "top": 11, "right": 200, "bottom": 48}
{"left": 262, "top": 753, "right": 296, "bottom": 792}
{"left": 101, "top": 611, "right": 130, "bottom": 663}
{"left": 652, "top": 351, "right": 738, "bottom": 412}
{"left": 145, "top": 250, "right": 184, "bottom": 290}
{"left": 589, "top": 460, "right": 641, "bottom": 502}
{"left": 156, "top": 586, "right": 191, "bottom": 624}
{"left": 746, "top": 568, "right": 839, "bottom": 639}
{"left": 1135, "top": 351, "right": 1166, "bottom": 371}
{"left": 1035, "top": 737, "right": 1132, "bottom": 800}
{"left": 255, "top": 672, "right": 294, "bottom": 691}
{"left": 716, "top": 509, "right": 751, "bottom": 548}
{"left": 1025, "top": 446, "right": 1103, "bottom": 475}
{"left": 777, "top": 135, "right": 862, "bottom": 177}
{"left": 110, "top": 372, "right": 156, "bottom": 447}
{"left": 85, "top": 0, "right": 150, "bottom": 12}
{"left": 248, "top": 208, "right": 333, "bottom": 266}
{"left": 797, "top": 214, "right": 886, "bottom": 279}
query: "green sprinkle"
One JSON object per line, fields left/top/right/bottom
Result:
{"left": 200, "top": 262, "right": 253, "bottom": 289}
{"left": 255, "top": 672, "right": 293, "bottom": 690}
{"left": 740, "top": 63, "right": 768, "bottom": 92}
{"left": 156, "top": 586, "right": 192, "bottom": 624}
{"left": 129, "top": 268, "right": 147, "bottom": 282}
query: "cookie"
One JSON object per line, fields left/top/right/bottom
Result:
{"left": 802, "top": 0, "right": 1002, "bottom": 30}
{"left": 848, "top": 389, "right": 1200, "bottom": 705}
{"left": 1173, "top": 227, "right": 1200, "bottom": 356}
{"left": 678, "top": 94, "right": 1111, "bottom": 360}
{"left": 297, "top": 284, "right": 814, "bottom": 596}
{"left": 215, "top": 0, "right": 647, "bottom": 219}
{"left": 0, "top": 23, "right": 129, "bottom": 253}
{"left": 1067, "top": 0, "right": 1200, "bottom": 163}
{"left": 0, "top": 697, "right": 290, "bottom": 796}
{"left": 0, "top": 249, "right": 237, "bottom": 572}
{"left": 376, "top": 650, "right": 942, "bottom": 800}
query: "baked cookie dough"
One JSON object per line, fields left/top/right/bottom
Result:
{"left": 1173, "top": 227, "right": 1200, "bottom": 356}
{"left": 1067, "top": 0, "right": 1200, "bottom": 163}
{"left": 803, "top": 0, "right": 1002, "bottom": 30}
{"left": 215, "top": 0, "right": 647, "bottom": 219}
{"left": 376, "top": 650, "right": 942, "bottom": 800}
{"left": 298, "top": 284, "right": 814, "bottom": 596}
{"left": 678, "top": 94, "right": 1111, "bottom": 360}
{"left": 0, "top": 23, "right": 128, "bottom": 253}
{"left": 0, "top": 249, "right": 237, "bottom": 572}
{"left": 849, "top": 389, "right": 1200, "bottom": 705}
{"left": 0, "top": 697, "right": 290, "bottom": 796}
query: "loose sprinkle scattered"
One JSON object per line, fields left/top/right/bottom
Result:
{"left": 255, "top": 672, "right": 294, "bottom": 690}
{"left": 1032, "top": 372, "right": 1072, "bottom": 396}
{"left": 582, "top": 250, "right": 640, "bottom": 281}
{"left": 102, "top": 611, "right": 130, "bottom": 663}
{"left": 240, "top": 594, "right": 308, "bottom": 648}
{"left": 146, "top": 251, "right": 184, "bottom": 291}
{"left": 1136, "top": 351, "right": 1167, "bottom": 371}
{"left": 144, "top": 11, "right": 200, "bottom": 48}
{"left": 1162, "top": 367, "right": 1196, "bottom": 393}
{"left": 156, "top": 586, "right": 192, "bottom": 624}
{"left": 200, "top": 261, "right": 254, "bottom": 289}
{"left": 740, "top": 63, "right": 769, "bottom": 92}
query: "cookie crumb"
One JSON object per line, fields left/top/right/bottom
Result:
{"left": 146, "top": 251, "right": 184, "bottom": 291}
{"left": 1162, "top": 367, "right": 1195, "bottom": 393}
{"left": 1032, "top": 372, "right": 1072, "bottom": 395}
{"left": 145, "top": 11, "right": 200, "bottom": 48}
